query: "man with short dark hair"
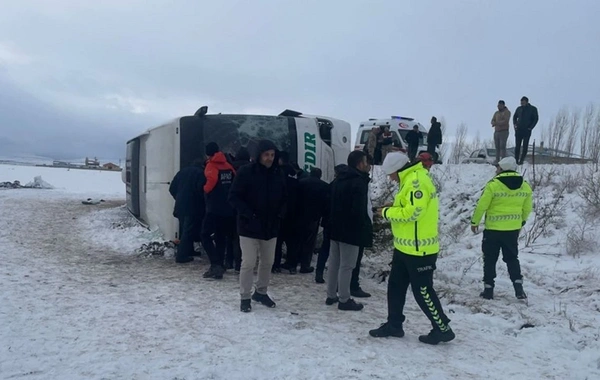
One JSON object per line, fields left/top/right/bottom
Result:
{"left": 405, "top": 125, "right": 422, "bottom": 162}
{"left": 169, "top": 158, "right": 206, "bottom": 264}
{"left": 295, "top": 167, "right": 329, "bottom": 273}
{"left": 326, "top": 151, "right": 373, "bottom": 311}
{"left": 491, "top": 100, "right": 511, "bottom": 163}
{"left": 229, "top": 140, "right": 287, "bottom": 313}
{"left": 513, "top": 96, "right": 539, "bottom": 165}
{"left": 201, "top": 142, "right": 236, "bottom": 279}
{"left": 427, "top": 117, "right": 442, "bottom": 156}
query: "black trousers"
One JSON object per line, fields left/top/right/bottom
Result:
{"left": 408, "top": 146, "right": 418, "bottom": 162}
{"left": 482, "top": 229, "right": 522, "bottom": 287}
{"left": 274, "top": 222, "right": 299, "bottom": 269}
{"left": 316, "top": 229, "right": 331, "bottom": 273}
{"left": 293, "top": 221, "right": 319, "bottom": 269}
{"left": 388, "top": 250, "right": 450, "bottom": 332}
{"left": 514, "top": 130, "right": 531, "bottom": 163}
{"left": 177, "top": 215, "right": 203, "bottom": 261}
{"left": 201, "top": 213, "right": 236, "bottom": 267}
{"left": 427, "top": 143, "right": 437, "bottom": 156}
{"left": 350, "top": 246, "right": 364, "bottom": 291}
{"left": 231, "top": 230, "right": 242, "bottom": 270}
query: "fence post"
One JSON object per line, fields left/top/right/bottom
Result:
{"left": 532, "top": 140, "right": 536, "bottom": 186}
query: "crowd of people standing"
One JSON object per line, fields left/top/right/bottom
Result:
{"left": 168, "top": 100, "right": 534, "bottom": 344}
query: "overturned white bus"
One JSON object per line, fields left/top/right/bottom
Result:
{"left": 122, "top": 107, "right": 352, "bottom": 241}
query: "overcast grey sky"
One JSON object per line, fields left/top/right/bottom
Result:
{"left": 1, "top": 0, "right": 599, "bottom": 159}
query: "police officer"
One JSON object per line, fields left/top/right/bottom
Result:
{"left": 471, "top": 156, "right": 533, "bottom": 300}
{"left": 369, "top": 152, "right": 455, "bottom": 345}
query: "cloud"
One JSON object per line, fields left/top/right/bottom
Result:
{"left": 0, "top": 0, "right": 599, "bottom": 160}
{"left": 0, "top": 42, "right": 32, "bottom": 66}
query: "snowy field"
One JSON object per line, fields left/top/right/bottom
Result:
{"left": 1, "top": 162, "right": 599, "bottom": 380}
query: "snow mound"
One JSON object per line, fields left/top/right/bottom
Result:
{"left": 24, "top": 175, "right": 54, "bottom": 189}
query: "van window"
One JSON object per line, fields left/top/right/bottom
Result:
{"left": 360, "top": 130, "right": 371, "bottom": 144}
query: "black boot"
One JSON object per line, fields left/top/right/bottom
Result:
{"left": 315, "top": 271, "right": 325, "bottom": 284}
{"left": 369, "top": 322, "right": 405, "bottom": 338}
{"left": 203, "top": 265, "right": 224, "bottom": 279}
{"left": 513, "top": 280, "right": 527, "bottom": 299}
{"left": 418, "top": 328, "right": 455, "bottom": 345}
{"left": 325, "top": 296, "right": 338, "bottom": 305}
{"left": 299, "top": 266, "right": 314, "bottom": 274}
{"left": 480, "top": 285, "right": 494, "bottom": 300}
{"left": 252, "top": 292, "right": 276, "bottom": 308}
{"left": 351, "top": 287, "right": 371, "bottom": 298}
{"left": 338, "top": 298, "right": 364, "bottom": 311}
{"left": 240, "top": 299, "right": 251, "bottom": 313}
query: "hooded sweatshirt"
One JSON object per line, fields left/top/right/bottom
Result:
{"left": 204, "top": 151, "right": 236, "bottom": 216}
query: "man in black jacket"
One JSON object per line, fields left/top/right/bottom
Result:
{"left": 405, "top": 126, "right": 422, "bottom": 162}
{"left": 427, "top": 117, "right": 442, "bottom": 157}
{"left": 168, "top": 159, "right": 206, "bottom": 263}
{"left": 274, "top": 151, "right": 301, "bottom": 274}
{"left": 229, "top": 140, "right": 287, "bottom": 313}
{"left": 513, "top": 96, "right": 539, "bottom": 165}
{"left": 201, "top": 142, "right": 237, "bottom": 279}
{"left": 326, "top": 151, "right": 373, "bottom": 311}
{"left": 294, "top": 167, "right": 329, "bottom": 273}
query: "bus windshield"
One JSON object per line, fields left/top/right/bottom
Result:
{"left": 203, "top": 115, "right": 295, "bottom": 158}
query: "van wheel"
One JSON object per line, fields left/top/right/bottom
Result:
{"left": 432, "top": 152, "right": 440, "bottom": 162}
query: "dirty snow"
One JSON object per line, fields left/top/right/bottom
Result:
{"left": 1, "top": 162, "right": 599, "bottom": 380}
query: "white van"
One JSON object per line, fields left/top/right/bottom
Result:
{"left": 123, "top": 107, "right": 351, "bottom": 241}
{"left": 354, "top": 116, "right": 440, "bottom": 163}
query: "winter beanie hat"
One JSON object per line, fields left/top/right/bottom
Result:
{"left": 496, "top": 156, "right": 518, "bottom": 171}
{"left": 205, "top": 142, "right": 219, "bottom": 157}
{"left": 381, "top": 152, "right": 409, "bottom": 175}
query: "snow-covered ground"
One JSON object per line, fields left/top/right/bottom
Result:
{"left": 1, "top": 162, "right": 599, "bottom": 379}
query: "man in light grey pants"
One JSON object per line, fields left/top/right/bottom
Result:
{"left": 228, "top": 139, "right": 287, "bottom": 313}
{"left": 491, "top": 100, "right": 511, "bottom": 164}
{"left": 326, "top": 150, "right": 374, "bottom": 311}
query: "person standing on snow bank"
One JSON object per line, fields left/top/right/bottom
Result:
{"left": 169, "top": 159, "right": 206, "bottom": 263}
{"left": 491, "top": 100, "right": 511, "bottom": 164}
{"left": 405, "top": 125, "right": 422, "bottom": 162}
{"left": 427, "top": 117, "right": 442, "bottom": 157}
{"left": 229, "top": 140, "right": 287, "bottom": 313}
{"left": 513, "top": 96, "right": 539, "bottom": 165}
{"left": 326, "top": 150, "right": 373, "bottom": 311}
{"left": 471, "top": 156, "right": 532, "bottom": 300}
{"left": 370, "top": 152, "right": 455, "bottom": 345}
{"left": 201, "top": 142, "right": 237, "bottom": 280}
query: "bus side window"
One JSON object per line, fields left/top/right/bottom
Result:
{"left": 317, "top": 118, "right": 333, "bottom": 147}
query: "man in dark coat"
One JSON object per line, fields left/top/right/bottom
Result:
{"left": 513, "top": 96, "right": 539, "bottom": 165}
{"left": 229, "top": 140, "right": 287, "bottom": 313}
{"left": 273, "top": 151, "right": 301, "bottom": 274}
{"left": 405, "top": 125, "right": 422, "bottom": 162}
{"left": 293, "top": 167, "right": 329, "bottom": 273}
{"left": 427, "top": 117, "right": 442, "bottom": 157}
{"left": 168, "top": 158, "right": 206, "bottom": 263}
{"left": 232, "top": 147, "right": 251, "bottom": 170}
{"left": 201, "top": 142, "right": 237, "bottom": 279}
{"left": 326, "top": 150, "right": 373, "bottom": 311}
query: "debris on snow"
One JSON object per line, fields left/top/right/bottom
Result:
{"left": 136, "top": 241, "right": 176, "bottom": 258}
{"left": 0, "top": 176, "right": 54, "bottom": 189}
